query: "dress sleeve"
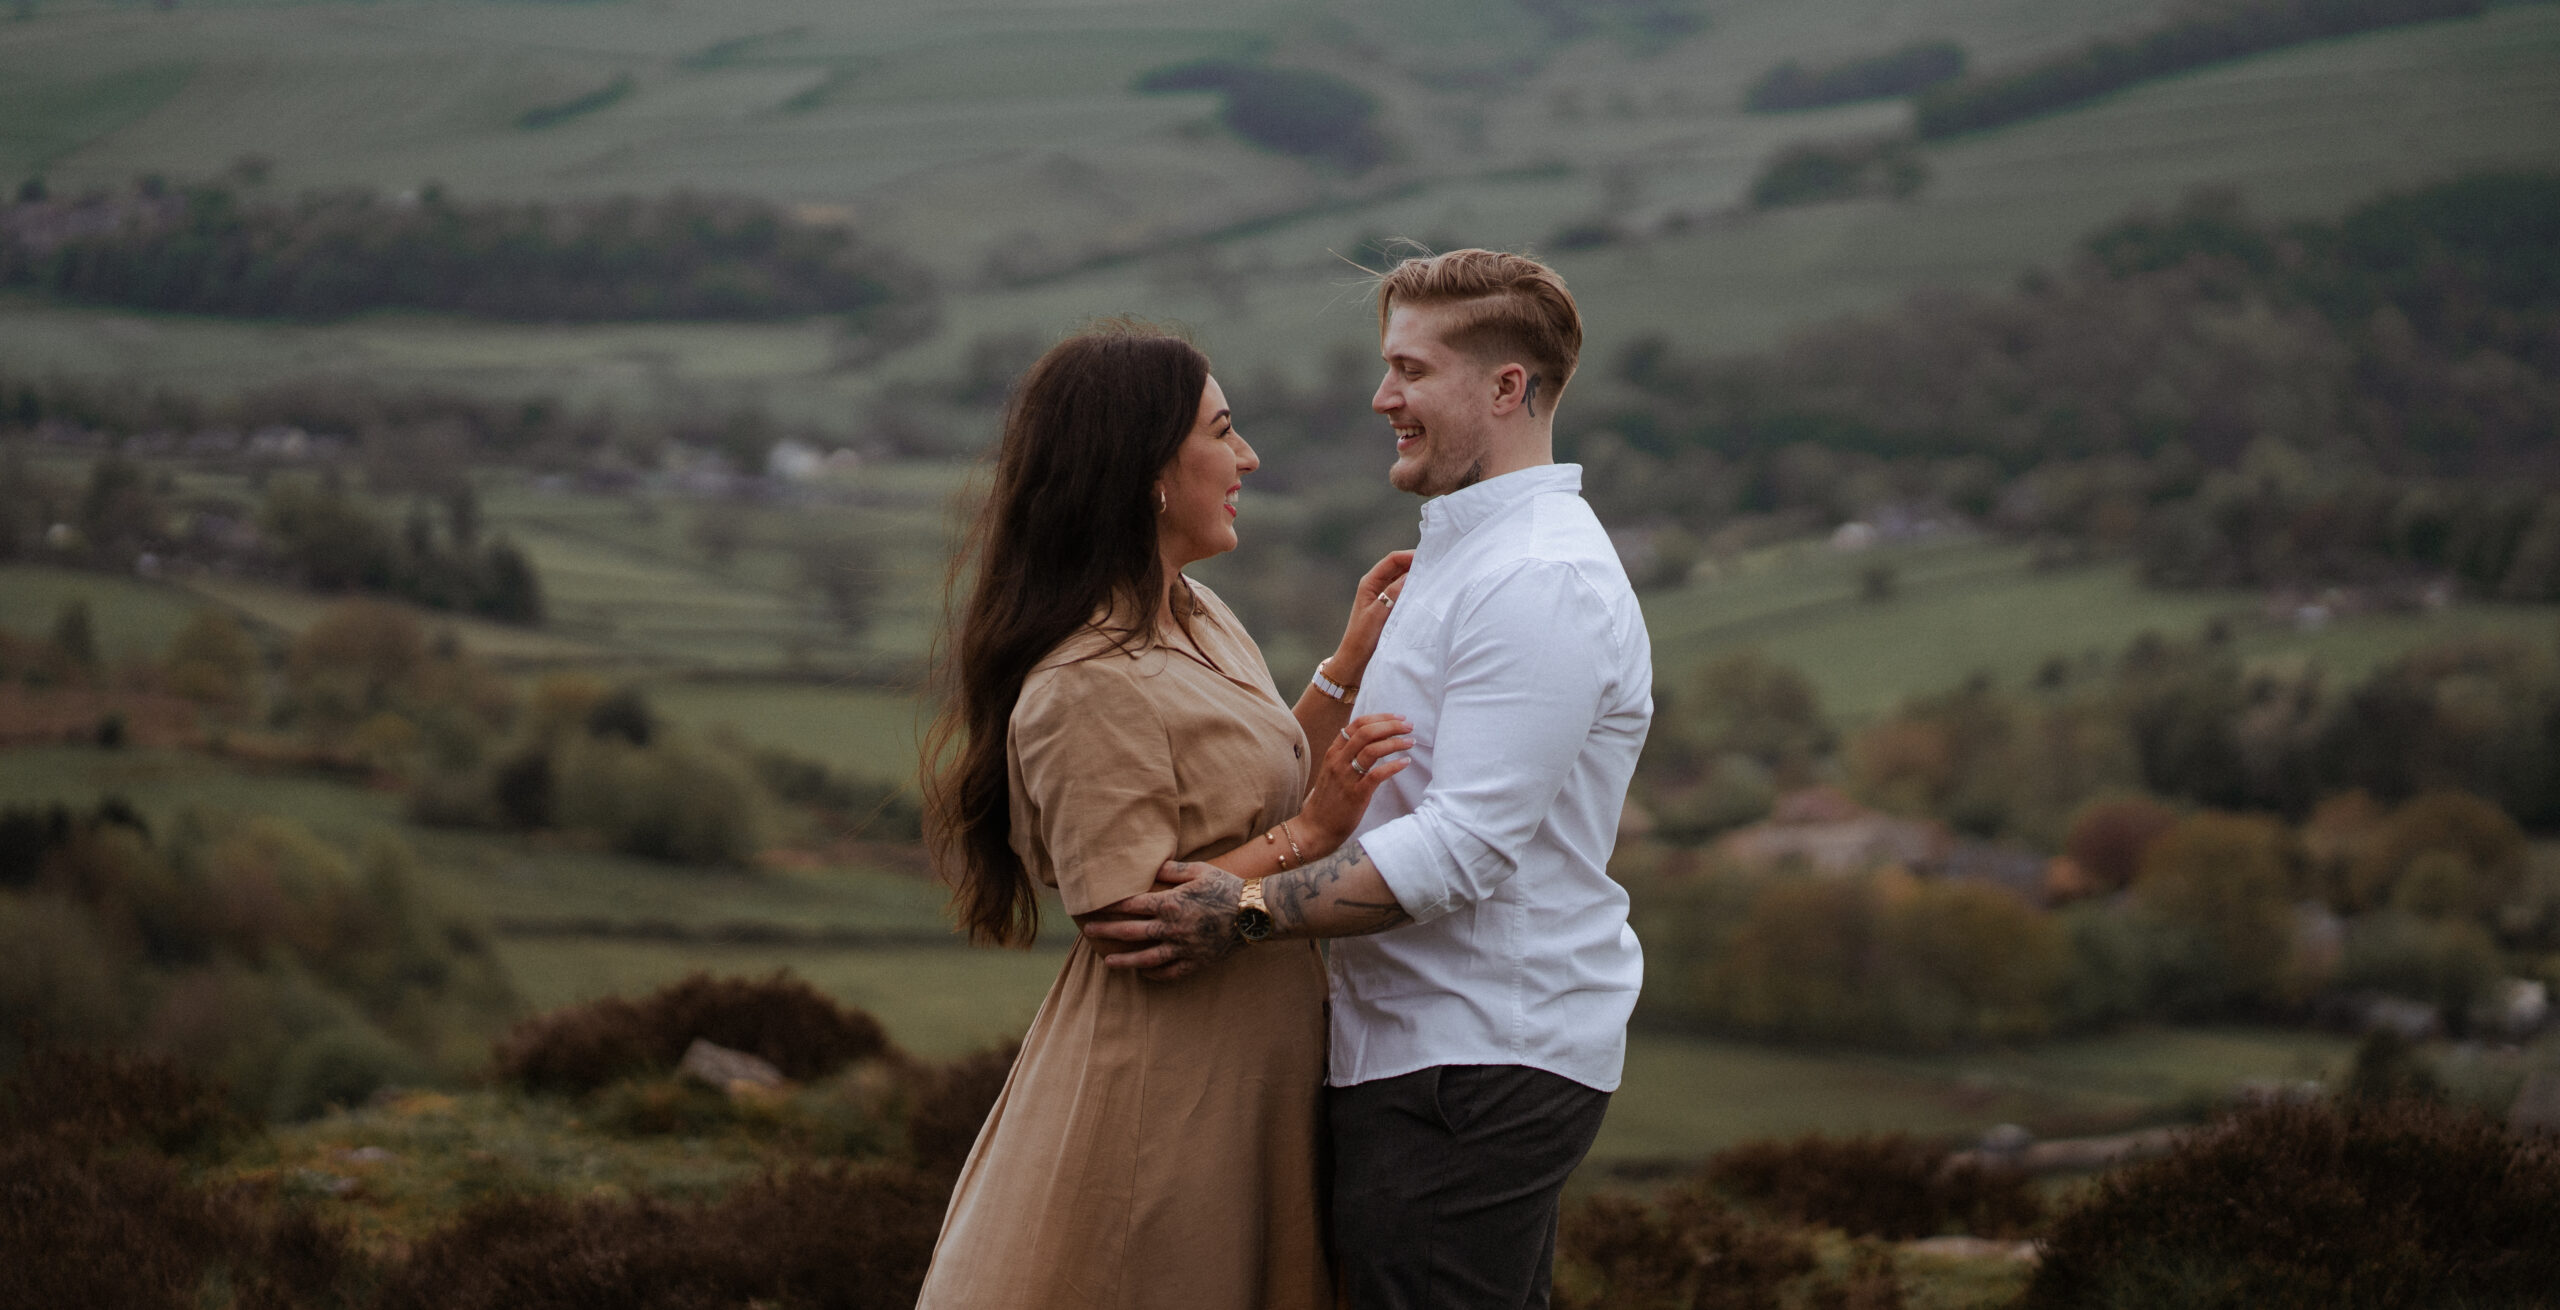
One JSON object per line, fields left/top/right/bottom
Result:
{"left": 1012, "top": 656, "right": 1183, "bottom": 915}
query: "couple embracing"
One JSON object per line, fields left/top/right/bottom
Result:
{"left": 917, "top": 249, "right": 1652, "bottom": 1310}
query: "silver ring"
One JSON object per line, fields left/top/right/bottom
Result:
{"left": 1352, "top": 760, "right": 1369, "bottom": 777}
{"left": 1378, "top": 593, "right": 1395, "bottom": 607}
{"left": 1339, "top": 727, "right": 1351, "bottom": 743}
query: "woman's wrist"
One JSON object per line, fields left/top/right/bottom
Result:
{"left": 1290, "top": 808, "right": 1349, "bottom": 860}
{"left": 1324, "top": 642, "right": 1373, "bottom": 687}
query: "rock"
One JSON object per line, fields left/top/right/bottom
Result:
{"left": 1976, "top": 1123, "right": 2034, "bottom": 1160}
{"left": 678, "top": 1038, "right": 786, "bottom": 1093}
{"left": 1904, "top": 1235, "right": 2038, "bottom": 1263}
{"left": 333, "top": 1145, "right": 399, "bottom": 1165}
{"left": 2512, "top": 1070, "right": 2560, "bottom": 1134}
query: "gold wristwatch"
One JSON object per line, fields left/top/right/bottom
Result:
{"left": 1235, "top": 878, "right": 1275, "bottom": 943}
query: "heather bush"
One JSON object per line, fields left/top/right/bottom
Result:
{"left": 2024, "top": 1098, "right": 2560, "bottom": 1309}
{"left": 904, "top": 1040, "right": 1018, "bottom": 1176}
{"left": 0, "top": 1049, "right": 359, "bottom": 1308}
{"left": 496, "top": 971, "right": 892, "bottom": 1095}
{"left": 373, "top": 1163, "right": 945, "bottom": 1310}
{"left": 0, "top": 1044, "right": 244, "bottom": 1155}
{"left": 1706, "top": 1132, "right": 2041, "bottom": 1240}
{"left": 1549, "top": 1182, "right": 1916, "bottom": 1310}
{"left": 0, "top": 1136, "right": 363, "bottom": 1310}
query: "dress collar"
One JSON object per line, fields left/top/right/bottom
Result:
{"left": 1417, "top": 463, "right": 1583, "bottom": 541}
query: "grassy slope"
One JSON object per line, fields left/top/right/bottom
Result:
{"left": 0, "top": 5, "right": 2550, "bottom": 404}
{"left": 1643, "top": 538, "right": 2560, "bottom": 721}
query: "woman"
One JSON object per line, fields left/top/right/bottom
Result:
{"left": 916, "top": 323, "right": 1412, "bottom": 1309}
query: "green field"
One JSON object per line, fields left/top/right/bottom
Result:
{"left": 1644, "top": 537, "right": 2560, "bottom": 721}
{"left": 3, "top": 2, "right": 2553, "bottom": 408}
{"left": 0, "top": 562, "right": 219, "bottom": 661}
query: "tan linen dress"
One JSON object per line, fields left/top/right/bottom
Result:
{"left": 916, "top": 583, "right": 1332, "bottom": 1310}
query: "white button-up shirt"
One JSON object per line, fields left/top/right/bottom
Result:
{"left": 1328, "top": 463, "right": 1651, "bottom": 1093}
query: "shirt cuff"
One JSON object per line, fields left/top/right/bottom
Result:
{"left": 1359, "top": 813, "right": 1459, "bottom": 925}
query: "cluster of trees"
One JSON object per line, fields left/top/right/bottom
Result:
{"left": 1747, "top": 136, "right": 1926, "bottom": 208}
{"left": 1573, "top": 173, "right": 2560, "bottom": 594}
{"left": 1133, "top": 59, "right": 1386, "bottom": 171}
{"left": 0, "top": 177, "right": 934, "bottom": 324}
{"left": 1744, "top": 40, "right": 1965, "bottom": 112}
{"left": 1621, "top": 624, "right": 2560, "bottom": 1048}
{"left": 1629, "top": 782, "right": 2554, "bottom": 1047}
{"left": 1913, "top": 0, "right": 2486, "bottom": 139}
{"left": 0, "top": 802, "right": 519, "bottom": 1119}
{"left": 263, "top": 477, "right": 543, "bottom": 622}
{"left": 406, "top": 668, "right": 913, "bottom": 864}
{"left": 0, "top": 450, "right": 544, "bottom": 622}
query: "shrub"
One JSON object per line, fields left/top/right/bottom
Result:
{"left": 496, "top": 971, "right": 892, "bottom": 1095}
{"left": 1749, "top": 138, "right": 1926, "bottom": 209}
{"left": 0, "top": 1136, "right": 361, "bottom": 1310}
{"left": 2337, "top": 911, "right": 2503, "bottom": 1021}
{"left": 2133, "top": 812, "right": 2305, "bottom": 1008}
{"left": 1553, "top": 1186, "right": 1826, "bottom": 1310}
{"left": 2023, "top": 1098, "right": 2560, "bottom": 1309}
{"left": 1133, "top": 59, "right": 1385, "bottom": 170}
{"left": 0, "top": 892, "right": 133, "bottom": 1046}
{"left": 373, "top": 1163, "right": 945, "bottom": 1310}
{"left": 1706, "top": 1133, "right": 2042, "bottom": 1240}
{"left": 0, "top": 1044, "right": 244, "bottom": 1156}
{"left": 2059, "top": 794, "right": 2180, "bottom": 896}
{"left": 266, "top": 1023, "right": 426, "bottom": 1122}
{"left": 905, "top": 1040, "right": 1018, "bottom": 1177}
{"left": 552, "top": 735, "right": 762, "bottom": 865}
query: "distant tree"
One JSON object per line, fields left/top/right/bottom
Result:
{"left": 2133, "top": 812, "right": 2302, "bottom": 1008}
{"left": 1133, "top": 60, "right": 1386, "bottom": 171}
{"left": 793, "top": 532, "right": 884, "bottom": 636}
{"left": 161, "top": 609, "right": 262, "bottom": 713}
{"left": 49, "top": 599, "right": 98, "bottom": 673}
{"left": 2060, "top": 795, "right": 2180, "bottom": 896}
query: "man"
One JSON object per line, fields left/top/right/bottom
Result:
{"left": 1084, "top": 248, "right": 1652, "bottom": 1309}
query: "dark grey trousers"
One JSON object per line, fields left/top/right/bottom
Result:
{"left": 1328, "top": 1064, "right": 1612, "bottom": 1310}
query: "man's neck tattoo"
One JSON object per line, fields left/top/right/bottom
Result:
{"left": 1453, "top": 459, "right": 1485, "bottom": 492}
{"left": 1523, "top": 375, "right": 1540, "bottom": 418}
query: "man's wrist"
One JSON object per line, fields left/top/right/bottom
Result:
{"left": 1234, "top": 877, "right": 1274, "bottom": 942}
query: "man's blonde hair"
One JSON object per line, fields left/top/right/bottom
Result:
{"left": 1375, "top": 248, "right": 1583, "bottom": 407}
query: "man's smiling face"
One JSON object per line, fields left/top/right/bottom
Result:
{"left": 1373, "top": 302, "right": 1497, "bottom": 497}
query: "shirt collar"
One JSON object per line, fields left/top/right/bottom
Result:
{"left": 1417, "top": 463, "right": 1582, "bottom": 541}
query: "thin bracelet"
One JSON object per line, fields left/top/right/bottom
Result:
{"left": 1277, "top": 818, "right": 1305, "bottom": 871}
{"left": 1261, "top": 824, "right": 1297, "bottom": 871}
{"left": 1311, "top": 659, "right": 1358, "bottom": 703}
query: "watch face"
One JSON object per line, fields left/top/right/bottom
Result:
{"left": 1236, "top": 908, "right": 1275, "bottom": 942}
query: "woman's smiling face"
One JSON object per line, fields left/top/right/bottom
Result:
{"left": 1156, "top": 375, "right": 1258, "bottom": 569}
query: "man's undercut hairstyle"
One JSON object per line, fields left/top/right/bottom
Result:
{"left": 1375, "top": 248, "right": 1583, "bottom": 407}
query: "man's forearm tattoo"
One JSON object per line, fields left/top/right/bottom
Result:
{"left": 1267, "top": 841, "right": 1412, "bottom": 938}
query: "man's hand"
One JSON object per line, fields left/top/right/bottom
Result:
{"left": 1079, "top": 861, "right": 1243, "bottom": 982}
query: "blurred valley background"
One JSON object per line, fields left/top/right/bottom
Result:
{"left": 4, "top": 0, "right": 2560, "bottom": 1304}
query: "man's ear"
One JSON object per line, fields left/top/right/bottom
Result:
{"left": 1489, "top": 363, "right": 1532, "bottom": 416}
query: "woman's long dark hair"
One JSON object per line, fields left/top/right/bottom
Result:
{"left": 923, "top": 323, "right": 1210, "bottom": 946}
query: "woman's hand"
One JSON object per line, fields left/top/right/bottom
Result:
{"left": 1327, "top": 551, "right": 1413, "bottom": 685}
{"left": 1297, "top": 711, "right": 1412, "bottom": 851}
